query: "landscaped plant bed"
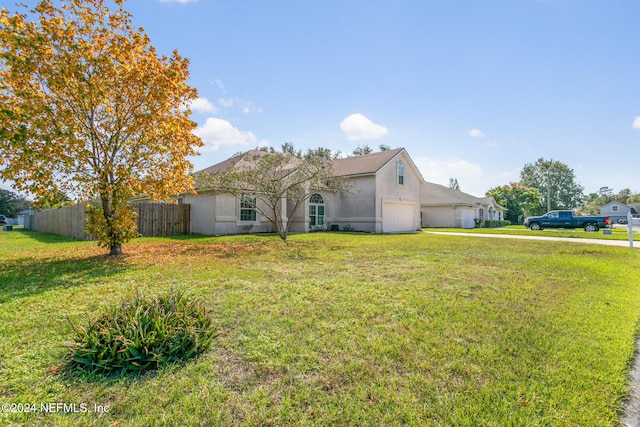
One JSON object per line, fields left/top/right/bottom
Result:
{"left": 66, "top": 289, "right": 217, "bottom": 376}
{"left": 1, "top": 230, "right": 639, "bottom": 426}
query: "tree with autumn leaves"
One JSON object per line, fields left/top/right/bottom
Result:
{"left": 0, "top": 0, "right": 202, "bottom": 254}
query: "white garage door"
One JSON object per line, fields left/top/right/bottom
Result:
{"left": 382, "top": 202, "right": 416, "bottom": 232}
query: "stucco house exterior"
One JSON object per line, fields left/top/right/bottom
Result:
{"left": 420, "top": 182, "right": 506, "bottom": 229}
{"left": 179, "top": 148, "right": 425, "bottom": 235}
{"left": 600, "top": 201, "right": 640, "bottom": 224}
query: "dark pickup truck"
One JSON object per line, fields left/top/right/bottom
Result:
{"left": 523, "top": 210, "right": 610, "bottom": 232}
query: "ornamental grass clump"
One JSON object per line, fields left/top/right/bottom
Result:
{"left": 67, "top": 289, "right": 216, "bottom": 375}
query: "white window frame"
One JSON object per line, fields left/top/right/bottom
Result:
{"left": 397, "top": 164, "right": 404, "bottom": 186}
{"left": 612, "top": 205, "right": 619, "bottom": 212}
{"left": 309, "top": 193, "right": 325, "bottom": 228}
{"left": 238, "top": 195, "right": 258, "bottom": 223}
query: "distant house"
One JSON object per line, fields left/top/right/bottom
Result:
{"left": 420, "top": 182, "right": 506, "bottom": 229}
{"left": 178, "top": 148, "right": 425, "bottom": 235}
{"left": 600, "top": 201, "right": 640, "bottom": 224}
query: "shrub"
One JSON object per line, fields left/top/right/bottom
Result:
{"left": 483, "top": 220, "right": 511, "bottom": 228}
{"left": 67, "top": 289, "right": 216, "bottom": 375}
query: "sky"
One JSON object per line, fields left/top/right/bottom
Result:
{"left": 3, "top": 0, "right": 640, "bottom": 197}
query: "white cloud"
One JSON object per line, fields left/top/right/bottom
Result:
{"left": 218, "top": 98, "right": 262, "bottom": 113}
{"left": 193, "top": 118, "right": 266, "bottom": 152}
{"left": 188, "top": 97, "right": 217, "bottom": 114}
{"left": 212, "top": 79, "right": 226, "bottom": 91}
{"left": 413, "top": 155, "right": 486, "bottom": 196}
{"left": 219, "top": 98, "right": 234, "bottom": 108}
{"left": 243, "top": 104, "right": 263, "bottom": 114}
{"left": 633, "top": 116, "right": 640, "bottom": 129}
{"left": 467, "top": 128, "right": 486, "bottom": 138}
{"left": 340, "top": 113, "right": 388, "bottom": 140}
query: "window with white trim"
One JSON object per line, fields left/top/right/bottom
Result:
{"left": 612, "top": 205, "right": 619, "bottom": 212}
{"left": 239, "top": 196, "right": 257, "bottom": 222}
{"left": 309, "top": 193, "right": 325, "bottom": 227}
{"left": 397, "top": 164, "right": 404, "bottom": 185}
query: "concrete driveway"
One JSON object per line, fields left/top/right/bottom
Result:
{"left": 424, "top": 230, "right": 640, "bottom": 249}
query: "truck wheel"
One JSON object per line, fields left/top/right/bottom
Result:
{"left": 584, "top": 223, "right": 598, "bottom": 232}
{"left": 529, "top": 223, "right": 541, "bottom": 231}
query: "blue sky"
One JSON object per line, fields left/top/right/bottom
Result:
{"left": 4, "top": 0, "right": 640, "bottom": 197}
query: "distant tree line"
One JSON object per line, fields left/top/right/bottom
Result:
{"left": 257, "top": 143, "right": 393, "bottom": 160}
{"left": 0, "top": 189, "right": 31, "bottom": 218}
{"left": 486, "top": 158, "right": 640, "bottom": 224}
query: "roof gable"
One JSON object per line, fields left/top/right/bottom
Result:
{"left": 330, "top": 148, "right": 404, "bottom": 177}
{"left": 600, "top": 201, "right": 627, "bottom": 208}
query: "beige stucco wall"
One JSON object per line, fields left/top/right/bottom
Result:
{"left": 181, "top": 192, "right": 276, "bottom": 236}
{"left": 375, "top": 152, "right": 422, "bottom": 232}
{"left": 179, "top": 193, "right": 216, "bottom": 235}
{"left": 324, "top": 151, "right": 422, "bottom": 232}
{"left": 329, "top": 176, "right": 377, "bottom": 231}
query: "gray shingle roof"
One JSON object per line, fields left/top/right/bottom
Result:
{"left": 421, "top": 182, "right": 505, "bottom": 210}
{"left": 421, "top": 182, "right": 481, "bottom": 206}
{"left": 330, "top": 148, "right": 405, "bottom": 177}
{"left": 196, "top": 148, "right": 407, "bottom": 178}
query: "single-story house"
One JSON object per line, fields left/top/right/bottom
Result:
{"left": 600, "top": 201, "right": 640, "bottom": 224}
{"left": 420, "top": 182, "right": 506, "bottom": 229}
{"left": 179, "top": 148, "right": 426, "bottom": 235}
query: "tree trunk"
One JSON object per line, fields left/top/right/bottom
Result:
{"left": 109, "top": 244, "right": 123, "bottom": 256}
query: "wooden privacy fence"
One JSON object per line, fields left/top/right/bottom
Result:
{"left": 31, "top": 203, "right": 90, "bottom": 240}
{"left": 27, "top": 202, "right": 190, "bottom": 240}
{"left": 134, "top": 202, "right": 190, "bottom": 237}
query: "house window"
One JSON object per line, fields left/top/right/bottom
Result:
{"left": 612, "top": 205, "right": 619, "bottom": 212}
{"left": 478, "top": 208, "right": 484, "bottom": 219}
{"left": 239, "top": 196, "right": 257, "bottom": 222}
{"left": 397, "top": 164, "right": 404, "bottom": 185}
{"left": 309, "top": 193, "right": 325, "bottom": 227}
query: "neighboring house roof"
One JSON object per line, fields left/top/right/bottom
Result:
{"left": 600, "top": 201, "right": 640, "bottom": 215}
{"left": 600, "top": 201, "right": 627, "bottom": 208}
{"left": 421, "top": 182, "right": 505, "bottom": 210}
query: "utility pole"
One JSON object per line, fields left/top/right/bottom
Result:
{"left": 546, "top": 172, "right": 551, "bottom": 212}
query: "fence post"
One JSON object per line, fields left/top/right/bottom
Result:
{"left": 629, "top": 212, "right": 634, "bottom": 249}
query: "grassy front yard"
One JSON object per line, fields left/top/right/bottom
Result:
{"left": 1, "top": 230, "right": 639, "bottom": 426}
{"left": 429, "top": 225, "right": 639, "bottom": 240}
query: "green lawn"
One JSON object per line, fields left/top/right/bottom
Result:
{"left": 1, "top": 229, "right": 639, "bottom": 426}
{"left": 428, "top": 225, "right": 638, "bottom": 240}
